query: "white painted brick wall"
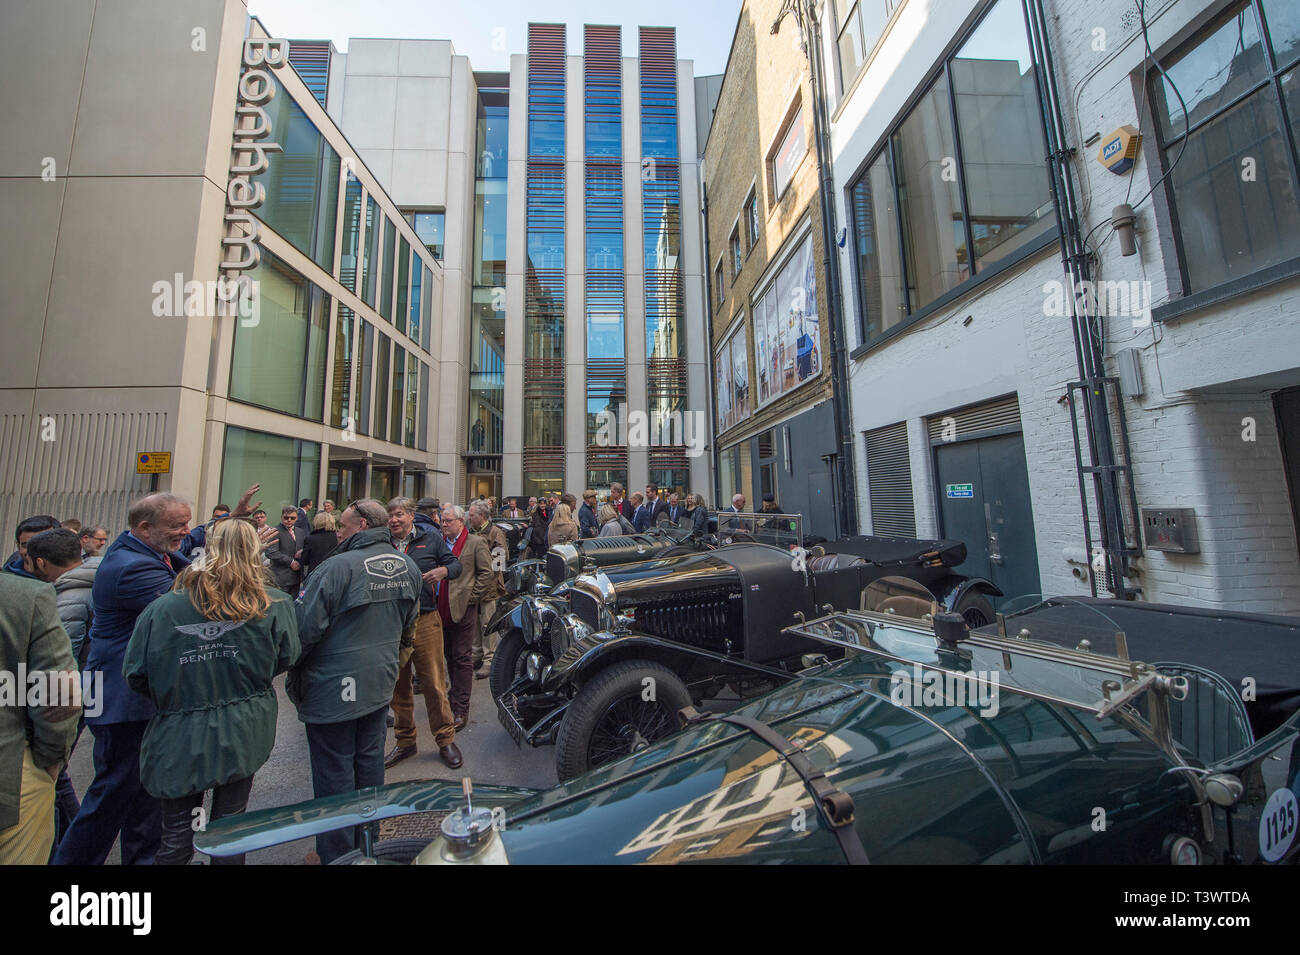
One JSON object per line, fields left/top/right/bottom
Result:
{"left": 827, "top": 0, "right": 1300, "bottom": 613}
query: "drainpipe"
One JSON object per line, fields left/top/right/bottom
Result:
{"left": 1023, "top": 0, "right": 1134, "bottom": 597}
{"left": 702, "top": 178, "right": 722, "bottom": 506}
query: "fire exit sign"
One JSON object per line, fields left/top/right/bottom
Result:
{"left": 945, "top": 483, "right": 974, "bottom": 499}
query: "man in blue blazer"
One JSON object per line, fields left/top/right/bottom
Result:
{"left": 53, "top": 485, "right": 259, "bottom": 865}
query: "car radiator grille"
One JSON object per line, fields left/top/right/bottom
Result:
{"left": 545, "top": 551, "right": 567, "bottom": 584}
{"left": 632, "top": 589, "right": 739, "bottom": 654}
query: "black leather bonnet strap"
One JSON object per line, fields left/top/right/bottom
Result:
{"left": 680, "top": 706, "right": 869, "bottom": 865}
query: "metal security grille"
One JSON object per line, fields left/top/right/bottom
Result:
{"left": 864, "top": 422, "right": 916, "bottom": 537}
{"left": 287, "top": 41, "right": 330, "bottom": 108}
{"left": 926, "top": 394, "right": 1021, "bottom": 443}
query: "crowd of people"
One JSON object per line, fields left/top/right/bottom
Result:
{"left": 0, "top": 480, "right": 777, "bottom": 866}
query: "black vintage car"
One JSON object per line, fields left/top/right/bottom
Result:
{"left": 493, "top": 536, "right": 1000, "bottom": 779}
{"left": 194, "top": 597, "right": 1300, "bottom": 865}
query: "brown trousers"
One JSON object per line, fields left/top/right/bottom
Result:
{"left": 391, "top": 611, "right": 456, "bottom": 747}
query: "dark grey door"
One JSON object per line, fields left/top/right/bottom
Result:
{"left": 934, "top": 431, "right": 1041, "bottom": 605}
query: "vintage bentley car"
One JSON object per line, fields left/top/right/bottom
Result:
{"left": 491, "top": 538, "right": 1001, "bottom": 779}
{"left": 193, "top": 597, "right": 1300, "bottom": 865}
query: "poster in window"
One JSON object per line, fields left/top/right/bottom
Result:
{"left": 731, "top": 325, "right": 750, "bottom": 423}
{"left": 756, "top": 234, "right": 821, "bottom": 406}
{"left": 715, "top": 341, "right": 733, "bottom": 433}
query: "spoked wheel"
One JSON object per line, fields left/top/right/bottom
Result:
{"left": 555, "top": 660, "right": 691, "bottom": 781}
{"left": 954, "top": 591, "right": 996, "bottom": 629}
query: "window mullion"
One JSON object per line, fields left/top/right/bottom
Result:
{"left": 887, "top": 135, "right": 911, "bottom": 315}
{"left": 1266, "top": 73, "right": 1300, "bottom": 226}
{"left": 945, "top": 59, "right": 979, "bottom": 280}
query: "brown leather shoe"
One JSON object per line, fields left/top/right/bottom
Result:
{"left": 384, "top": 744, "right": 417, "bottom": 769}
{"left": 474, "top": 664, "right": 491, "bottom": 680}
{"left": 453, "top": 712, "right": 468, "bottom": 732}
{"left": 439, "top": 742, "right": 463, "bottom": 768}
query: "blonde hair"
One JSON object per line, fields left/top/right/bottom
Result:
{"left": 551, "top": 503, "right": 573, "bottom": 524}
{"left": 312, "top": 511, "right": 338, "bottom": 532}
{"left": 173, "top": 518, "right": 273, "bottom": 621}
{"left": 598, "top": 504, "right": 617, "bottom": 524}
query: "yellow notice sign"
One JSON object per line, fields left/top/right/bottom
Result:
{"left": 135, "top": 452, "right": 172, "bottom": 474}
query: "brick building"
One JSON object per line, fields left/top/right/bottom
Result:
{"left": 820, "top": 0, "right": 1300, "bottom": 612}
{"left": 702, "top": 0, "right": 846, "bottom": 540}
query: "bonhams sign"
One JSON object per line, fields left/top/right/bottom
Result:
{"left": 217, "top": 39, "right": 290, "bottom": 322}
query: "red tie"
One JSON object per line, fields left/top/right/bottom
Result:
{"left": 163, "top": 553, "right": 174, "bottom": 572}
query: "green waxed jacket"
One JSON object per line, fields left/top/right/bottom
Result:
{"left": 0, "top": 575, "right": 80, "bottom": 830}
{"left": 123, "top": 589, "right": 300, "bottom": 799}
{"left": 288, "top": 528, "right": 422, "bottom": 725}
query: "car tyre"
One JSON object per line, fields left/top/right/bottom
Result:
{"left": 490, "top": 630, "right": 528, "bottom": 700}
{"left": 953, "top": 591, "right": 996, "bottom": 629}
{"left": 555, "top": 660, "right": 691, "bottom": 781}
{"left": 328, "top": 837, "right": 432, "bottom": 865}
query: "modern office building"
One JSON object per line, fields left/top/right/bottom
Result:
{"left": 319, "top": 23, "right": 714, "bottom": 501}
{"left": 819, "top": 0, "right": 1300, "bottom": 612}
{"left": 702, "top": 0, "right": 846, "bottom": 541}
{"left": 0, "top": 0, "right": 455, "bottom": 532}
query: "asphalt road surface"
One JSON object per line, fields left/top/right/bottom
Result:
{"left": 66, "top": 671, "right": 557, "bottom": 865}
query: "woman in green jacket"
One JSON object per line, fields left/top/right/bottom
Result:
{"left": 124, "top": 518, "right": 300, "bottom": 865}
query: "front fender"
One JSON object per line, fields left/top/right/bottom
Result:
{"left": 540, "top": 631, "right": 782, "bottom": 692}
{"left": 487, "top": 598, "right": 523, "bottom": 636}
{"left": 192, "top": 780, "right": 539, "bottom": 858}
{"left": 933, "top": 575, "right": 1003, "bottom": 611}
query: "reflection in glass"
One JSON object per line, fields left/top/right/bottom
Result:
{"left": 380, "top": 218, "right": 397, "bottom": 322}
{"left": 850, "top": 152, "right": 907, "bottom": 341}
{"left": 340, "top": 173, "right": 362, "bottom": 292}
{"left": 361, "top": 196, "right": 380, "bottom": 308}
{"left": 229, "top": 252, "right": 328, "bottom": 421}
{"left": 952, "top": 0, "right": 1054, "bottom": 270}
{"left": 1154, "top": 3, "right": 1266, "bottom": 139}
{"left": 1168, "top": 91, "right": 1300, "bottom": 290}
{"left": 250, "top": 73, "right": 339, "bottom": 273}
{"left": 329, "top": 304, "right": 354, "bottom": 430}
{"left": 412, "top": 212, "right": 444, "bottom": 260}
{"left": 220, "top": 426, "right": 319, "bottom": 515}
{"left": 893, "top": 76, "right": 966, "bottom": 309}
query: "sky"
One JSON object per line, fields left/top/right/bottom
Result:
{"left": 246, "top": 0, "right": 743, "bottom": 76}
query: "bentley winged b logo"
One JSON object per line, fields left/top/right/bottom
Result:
{"left": 364, "top": 554, "right": 409, "bottom": 581}
{"left": 176, "top": 620, "right": 246, "bottom": 641}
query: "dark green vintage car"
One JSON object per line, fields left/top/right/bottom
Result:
{"left": 194, "top": 600, "right": 1300, "bottom": 865}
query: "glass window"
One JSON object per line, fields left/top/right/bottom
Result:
{"left": 1154, "top": 2, "right": 1300, "bottom": 293}
{"left": 380, "top": 218, "right": 397, "bottom": 322}
{"left": 220, "top": 426, "right": 319, "bottom": 516}
{"left": 408, "top": 249, "right": 422, "bottom": 347}
{"left": 951, "top": 2, "right": 1055, "bottom": 271}
{"left": 418, "top": 363, "right": 429, "bottom": 452}
{"left": 474, "top": 182, "right": 508, "bottom": 286}
{"left": 330, "top": 304, "right": 355, "bottom": 430}
{"left": 893, "top": 75, "right": 966, "bottom": 307}
{"left": 361, "top": 195, "right": 380, "bottom": 307}
{"left": 394, "top": 236, "right": 410, "bottom": 337}
{"left": 340, "top": 173, "right": 362, "bottom": 293}
{"left": 753, "top": 234, "right": 821, "bottom": 406}
{"left": 771, "top": 106, "right": 808, "bottom": 198}
{"left": 251, "top": 73, "right": 339, "bottom": 273}
{"left": 420, "top": 264, "right": 432, "bottom": 353}
{"left": 469, "top": 289, "right": 505, "bottom": 455}
{"left": 731, "top": 227, "right": 743, "bottom": 276}
{"left": 1153, "top": 5, "right": 1268, "bottom": 141}
{"left": 229, "top": 252, "right": 328, "bottom": 420}
{"left": 413, "top": 211, "right": 445, "bottom": 260}
{"left": 389, "top": 344, "right": 404, "bottom": 444}
{"left": 374, "top": 335, "right": 390, "bottom": 442}
{"left": 746, "top": 192, "right": 760, "bottom": 248}
{"left": 1265, "top": 0, "right": 1300, "bottom": 70}
{"left": 524, "top": 397, "right": 564, "bottom": 447}
{"left": 851, "top": 152, "right": 908, "bottom": 341}
{"left": 405, "top": 352, "right": 420, "bottom": 448}
{"left": 847, "top": 0, "right": 1057, "bottom": 347}
{"left": 358, "top": 321, "right": 373, "bottom": 436}
{"left": 835, "top": 2, "right": 899, "bottom": 91}
{"left": 715, "top": 263, "right": 725, "bottom": 303}
{"left": 715, "top": 322, "right": 752, "bottom": 433}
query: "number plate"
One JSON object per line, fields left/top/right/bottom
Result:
{"left": 496, "top": 692, "right": 526, "bottom": 748}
